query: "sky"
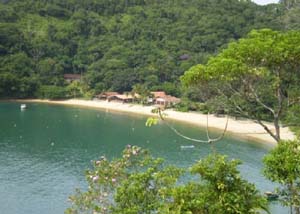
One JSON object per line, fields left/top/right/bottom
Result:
{"left": 252, "top": 0, "right": 280, "bottom": 5}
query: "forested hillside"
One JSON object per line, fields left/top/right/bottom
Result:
{"left": 0, "top": 0, "right": 296, "bottom": 98}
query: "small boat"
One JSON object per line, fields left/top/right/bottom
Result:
{"left": 180, "top": 145, "right": 195, "bottom": 149}
{"left": 20, "top": 104, "right": 27, "bottom": 110}
{"left": 264, "top": 191, "right": 279, "bottom": 200}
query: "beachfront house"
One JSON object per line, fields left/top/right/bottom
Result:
{"left": 96, "top": 92, "right": 120, "bottom": 100}
{"left": 107, "top": 94, "right": 134, "bottom": 103}
{"left": 151, "top": 91, "right": 181, "bottom": 107}
{"left": 151, "top": 91, "right": 166, "bottom": 99}
{"left": 155, "top": 95, "right": 181, "bottom": 107}
{"left": 64, "top": 74, "right": 81, "bottom": 83}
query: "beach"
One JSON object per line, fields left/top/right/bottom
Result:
{"left": 16, "top": 99, "right": 295, "bottom": 145}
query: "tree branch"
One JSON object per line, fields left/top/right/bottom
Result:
{"left": 157, "top": 108, "right": 228, "bottom": 144}
{"left": 229, "top": 94, "right": 280, "bottom": 142}
{"left": 255, "top": 119, "right": 279, "bottom": 142}
{"left": 248, "top": 84, "right": 275, "bottom": 115}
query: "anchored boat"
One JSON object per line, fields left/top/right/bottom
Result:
{"left": 180, "top": 145, "right": 195, "bottom": 149}
{"left": 264, "top": 191, "right": 279, "bottom": 200}
{"left": 20, "top": 104, "right": 27, "bottom": 110}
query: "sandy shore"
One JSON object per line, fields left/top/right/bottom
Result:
{"left": 14, "top": 99, "right": 295, "bottom": 145}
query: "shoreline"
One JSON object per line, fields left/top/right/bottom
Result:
{"left": 9, "top": 99, "right": 295, "bottom": 145}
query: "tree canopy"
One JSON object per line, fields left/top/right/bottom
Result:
{"left": 181, "top": 29, "right": 300, "bottom": 142}
{"left": 264, "top": 139, "right": 300, "bottom": 214}
{"left": 66, "top": 146, "right": 268, "bottom": 214}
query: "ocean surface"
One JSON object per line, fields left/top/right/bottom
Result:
{"left": 0, "top": 102, "right": 286, "bottom": 213}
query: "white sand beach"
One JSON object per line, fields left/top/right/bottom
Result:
{"left": 17, "top": 99, "right": 295, "bottom": 145}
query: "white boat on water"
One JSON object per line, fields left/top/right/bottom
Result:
{"left": 180, "top": 145, "right": 195, "bottom": 149}
{"left": 20, "top": 104, "right": 27, "bottom": 110}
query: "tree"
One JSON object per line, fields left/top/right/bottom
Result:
{"left": 131, "top": 83, "right": 151, "bottom": 104}
{"left": 263, "top": 139, "right": 300, "bottom": 214}
{"left": 66, "top": 81, "right": 84, "bottom": 98}
{"left": 36, "top": 85, "right": 67, "bottom": 99}
{"left": 280, "top": 0, "right": 300, "bottom": 10}
{"left": 66, "top": 146, "right": 268, "bottom": 214}
{"left": 0, "top": 72, "right": 19, "bottom": 97}
{"left": 173, "top": 154, "right": 268, "bottom": 214}
{"left": 182, "top": 29, "right": 300, "bottom": 143}
{"left": 37, "top": 58, "right": 64, "bottom": 85}
{"left": 281, "top": 3, "right": 300, "bottom": 30}
{"left": 1, "top": 0, "right": 286, "bottom": 99}
{"left": 65, "top": 146, "right": 183, "bottom": 214}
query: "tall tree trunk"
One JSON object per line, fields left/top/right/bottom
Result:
{"left": 274, "top": 82, "right": 284, "bottom": 142}
{"left": 274, "top": 116, "right": 280, "bottom": 142}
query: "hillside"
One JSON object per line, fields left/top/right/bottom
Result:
{"left": 0, "top": 0, "right": 290, "bottom": 98}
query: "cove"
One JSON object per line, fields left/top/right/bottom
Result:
{"left": 0, "top": 102, "right": 286, "bottom": 213}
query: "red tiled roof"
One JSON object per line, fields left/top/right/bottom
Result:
{"left": 151, "top": 91, "right": 166, "bottom": 98}
{"left": 156, "top": 95, "right": 181, "bottom": 103}
{"left": 111, "top": 94, "right": 134, "bottom": 99}
{"left": 101, "top": 92, "right": 120, "bottom": 96}
{"left": 165, "top": 95, "right": 181, "bottom": 102}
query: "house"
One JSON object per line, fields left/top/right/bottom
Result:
{"left": 151, "top": 91, "right": 181, "bottom": 107}
{"left": 155, "top": 95, "right": 181, "bottom": 107}
{"left": 64, "top": 74, "right": 81, "bottom": 83}
{"left": 179, "top": 54, "right": 190, "bottom": 60}
{"left": 107, "top": 94, "right": 134, "bottom": 103}
{"left": 96, "top": 92, "right": 120, "bottom": 100}
{"left": 151, "top": 91, "right": 166, "bottom": 99}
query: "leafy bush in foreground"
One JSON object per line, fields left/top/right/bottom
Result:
{"left": 66, "top": 146, "right": 268, "bottom": 214}
{"left": 264, "top": 140, "right": 300, "bottom": 214}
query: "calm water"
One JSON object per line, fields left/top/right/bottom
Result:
{"left": 0, "top": 102, "right": 286, "bottom": 213}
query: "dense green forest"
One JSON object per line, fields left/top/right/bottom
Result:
{"left": 1, "top": 0, "right": 295, "bottom": 99}
{"left": 2, "top": 1, "right": 300, "bottom": 213}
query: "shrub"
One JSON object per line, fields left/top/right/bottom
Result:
{"left": 36, "top": 85, "right": 67, "bottom": 99}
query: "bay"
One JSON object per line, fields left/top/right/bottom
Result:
{"left": 0, "top": 102, "right": 285, "bottom": 213}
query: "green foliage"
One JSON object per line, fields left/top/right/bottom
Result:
{"left": 290, "top": 127, "right": 300, "bottom": 139}
{"left": 66, "top": 81, "right": 84, "bottom": 98}
{"left": 285, "top": 105, "right": 300, "bottom": 126}
{"left": 281, "top": 6, "right": 300, "bottom": 30}
{"left": 182, "top": 29, "right": 300, "bottom": 86}
{"left": 113, "top": 162, "right": 182, "bottom": 214}
{"left": 131, "top": 83, "right": 151, "bottom": 104}
{"left": 66, "top": 147, "right": 268, "bottom": 214}
{"left": 152, "top": 82, "right": 182, "bottom": 97}
{"left": 263, "top": 140, "right": 300, "bottom": 212}
{"left": 0, "top": 5, "right": 19, "bottom": 22}
{"left": 36, "top": 85, "right": 67, "bottom": 99}
{"left": 181, "top": 29, "right": 300, "bottom": 141}
{"left": 0, "top": 0, "right": 285, "bottom": 98}
{"left": 181, "top": 154, "right": 268, "bottom": 214}
{"left": 65, "top": 146, "right": 183, "bottom": 214}
{"left": 0, "top": 72, "right": 19, "bottom": 97}
{"left": 145, "top": 117, "right": 159, "bottom": 127}
{"left": 174, "top": 98, "right": 203, "bottom": 112}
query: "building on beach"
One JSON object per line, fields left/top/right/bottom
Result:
{"left": 63, "top": 74, "right": 82, "bottom": 83}
{"left": 107, "top": 94, "right": 135, "bottom": 103}
{"left": 151, "top": 91, "right": 181, "bottom": 107}
{"left": 95, "top": 92, "right": 120, "bottom": 100}
{"left": 94, "top": 90, "right": 181, "bottom": 107}
{"left": 154, "top": 95, "right": 181, "bottom": 107}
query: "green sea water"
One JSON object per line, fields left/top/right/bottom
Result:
{"left": 0, "top": 102, "right": 286, "bottom": 213}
